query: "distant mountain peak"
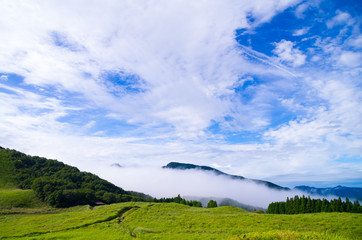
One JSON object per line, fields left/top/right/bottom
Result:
{"left": 163, "top": 162, "right": 227, "bottom": 176}
{"left": 111, "top": 163, "right": 122, "bottom": 168}
{"left": 163, "top": 162, "right": 288, "bottom": 191}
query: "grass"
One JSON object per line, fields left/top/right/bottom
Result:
{"left": 0, "top": 189, "right": 46, "bottom": 209}
{"left": 0, "top": 203, "right": 361, "bottom": 239}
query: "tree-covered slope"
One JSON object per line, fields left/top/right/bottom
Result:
{"left": 0, "top": 147, "right": 146, "bottom": 207}
{"left": 0, "top": 148, "right": 17, "bottom": 189}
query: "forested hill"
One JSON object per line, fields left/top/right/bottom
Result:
{"left": 163, "top": 162, "right": 288, "bottom": 191}
{"left": 0, "top": 147, "right": 148, "bottom": 207}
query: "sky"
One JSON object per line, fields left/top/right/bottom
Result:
{"left": 0, "top": 0, "right": 361, "bottom": 189}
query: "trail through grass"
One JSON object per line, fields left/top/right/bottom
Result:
{"left": 0, "top": 203, "right": 361, "bottom": 239}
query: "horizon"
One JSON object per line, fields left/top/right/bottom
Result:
{"left": 0, "top": 0, "right": 361, "bottom": 189}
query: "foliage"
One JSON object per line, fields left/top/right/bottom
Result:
{"left": 267, "top": 195, "right": 362, "bottom": 214}
{"left": 1, "top": 202, "right": 361, "bottom": 239}
{"left": 153, "top": 194, "right": 202, "bottom": 207}
{"left": 207, "top": 199, "right": 217, "bottom": 208}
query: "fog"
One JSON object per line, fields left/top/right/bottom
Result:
{"left": 95, "top": 167, "right": 333, "bottom": 209}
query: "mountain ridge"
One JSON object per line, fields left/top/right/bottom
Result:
{"left": 163, "top": 162, "right": 289, "bottom": 191}
{"left": 163, "top": 162, "right": 362, "bottom": 199}
{"left": 294, "top": 185, "right": 362, "bottom": 200}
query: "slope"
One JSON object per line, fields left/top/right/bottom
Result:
{"left": 0, "top": 147, "right": 146, "bottom": 208}
{"left": 163, "top": 162, "right": 288, "bottom": 190}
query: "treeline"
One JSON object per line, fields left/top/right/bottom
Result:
{"left": 154, "top": 194, "right": 202, "bottom": 207}
{"left": 267, "top": 195, "right": 362, "bottom": 214}
{"left": 0, "top": 147, "right": 146, "bottom": 207}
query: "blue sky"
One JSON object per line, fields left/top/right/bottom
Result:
{"left": 0, "top": 0, "right": 361, "bottom": 188}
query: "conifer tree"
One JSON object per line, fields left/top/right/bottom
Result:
{"left": 306, "top": 196, "right": 312, "bottom": 213}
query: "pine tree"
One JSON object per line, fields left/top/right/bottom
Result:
{"left": 337, "top": 197, "right": 343, "bottom": 212}
{"left": 174, "top": 194, "right": 181, "bottom": 204}
{"left": 345, "top": 198, "right": 352, "bottom": 212}
{"left": 352, "top": 200, "right": 360, "bottom": 213}
{"left": 306, "top": 196, "right": 312, "bottom": 213}
{"left": 286, "top": 197, "right": 291, "bottom": 214}
{"left": 300, "top": 196, "right": 306, "bottom": 213}
{"left": 279, "top": 202, "right": 286, "bottom": 214}
{"left": 293, "top": 196, "right": 300, "bottom": 214}
{"left": 315, "top": 199, "right": 322, "bottom": 213}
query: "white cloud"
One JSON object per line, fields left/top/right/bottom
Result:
{"left": 295, "top": 2, "right": 309, "bottom": 19}
{"left": 263, "top": 72, "right": 362, "bottom": 178}
{"left": 273, "top": 40, "right": 306, "bottom": 67}
{"left": 338, "top": 51, "right": 362, "bottom": 67}
{"left": 0, "top": 75, "right": 8, "bottom": 81}
{"left": 292, "top": 27, "right": 310, "bottom": 36}
{"left": 0, "top": 0, "right": 299, "bottom": 140}
{"left": 326, "top": 10, "right": 354, "bottom": 28}
{"left": 294, "top": 0, "right": 320, "bottom": 19}
{"left": 348, "top": 35, "right": 362, "bottom": 49}
{"left": 311, "top": 10, "right": 361, "bottom": 71}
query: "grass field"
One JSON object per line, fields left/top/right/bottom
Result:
{"left": 0, "top": 202, "right": 361, "bottom": 239}
{"left": 0, "top": 189, "right": 46, "bottom": 209}
{"left": 1, "top": 149, "right": 360, "bottom": 239}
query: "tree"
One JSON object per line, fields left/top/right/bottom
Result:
{"left": 279, "top": 202, "right": 286, "bottom": 214}
{"left": 300, "top": 196, "right": 306, "bottom": 213}
{"left": 174, "top": 194, "right": 181, "bottom": 204}
{"left": 315, "top": 199, "right": 322, "bottom": 213}
{"left": 195, "top": 201, "right": 202, "bottom": 208}
{"left": 352, "top": 200, "right": 361, "bottom": 213}
{"left": 207, "top": 200, "right": 217, "bottom": 208}
{"left": 306, "top": 196, "right": 312, "bottom": 213}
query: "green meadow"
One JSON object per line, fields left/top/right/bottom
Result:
{"left": 0, "top": 189, "right": 46, "bottom": 209}
{"left": 0, "top": 148, "right": 361, "bottom": 239}
{"left": 1, "top": 201, "right": 361, "bottom": 239}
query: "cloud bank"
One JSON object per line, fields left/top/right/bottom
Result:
{"left": 96, "top": 166, "right": 335, "bottom": 209}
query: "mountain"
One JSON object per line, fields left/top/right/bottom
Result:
{"left": 0, "top": 147, "right": 148, "bottom": 207}
{"left": 163, "top": 162, "right": 362, "bottom": 199}
{"left": 163, "top": 162, "right": 289, "bottom": 191}
{"left": 294, "top": 185, "right": 362, "bottom": 200}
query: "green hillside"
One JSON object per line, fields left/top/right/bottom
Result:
{"left": 0, "top": 147, "right": 146, "bottom": 208}
{"left": 0, "top": 202, "right": 361, "bottom": 239}
{"left": 0, "top": 148, "right": 17, "bottom": 189}
{"left": 0, "top": 189, "right": 46, "bottom": 209}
